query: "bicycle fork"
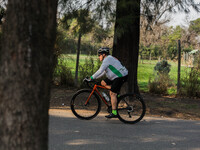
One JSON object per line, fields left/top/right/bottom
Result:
{"left": 84, "top": 89, "right": 95, "bottom": 106}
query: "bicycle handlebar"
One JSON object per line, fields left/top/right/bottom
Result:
{"left": 83, "top": 77, "right": 100, "bottom": 89}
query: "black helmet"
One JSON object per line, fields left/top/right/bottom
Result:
{"left": 98, "top": 47, "right": 109, "bottom": 55}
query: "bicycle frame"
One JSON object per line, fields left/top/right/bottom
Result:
{"left": 85, "top": 84, "right": 110, "bottom": 107}
{"left": 71, "top": 79, "right": 146, "bottom": 124}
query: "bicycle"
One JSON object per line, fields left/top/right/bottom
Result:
{"left": 70, "top": 79, "right": 146, "bottom": 124}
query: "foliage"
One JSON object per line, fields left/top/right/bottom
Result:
{"left": 139, "top": 44, "right": 163, "bottom": 60}
{"left": 149, "top": 60, "right": 172, "bottom": 94}
{"left": 90, "top": 0, "right": 116, "bottom": 27}
{"left": 58, "top": 0, "right": 116, "bottom": 27}
{"left": 56, "top": 11, "right": 113, "bottom": 55}
{"left": 180, "top": 67, "right": 200, "bottom": 97}
{"left": 141, "top": 0, "right": 200, "bottom": 28}
{"left": 61, "top": 9, "right": 95, "bottom": 35}
{"left": 166, "top": 26, "right": 184, "bottom": 60}
{"left": 154, "top": 60, "right": 171, "bottom": 74}
{"left": 79, "top": 56, "right": 101, "bottom": 87}
{"left": 92, "top": 24, "right": 111, "bottom": 43}
{"left": 183, "top": 47, "right": 193, "bottom": 53}
{"left": 148, "top": 73, "right": 172, "bottom": 94}
{"left": 53, "top": 56, "right": 74, "bottom": 87}
{"left": 167, "top": 44, "right": 178, "bottom": 60}
{"left": 189, "top": 18, "right": 200, "bottom": 34}
{"left": 193, "top": 52, "right": 200, "bottom": 68}
{"left": 168, "top": 26, "right": 183, "bottom": 43}
{"left": 152, "top": 45, "right": 163, "bottom": 58}
{"left": 55, "top": 26, "right": 75, "bottom": 54}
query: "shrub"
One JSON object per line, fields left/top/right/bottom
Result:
{"left": 148, "top": 60, "right": 172, "bottom": 94}
{"left": 154, "top": 60, "right": 171, "bottom": 74}
{"left": 180, "top": 67, "right": 200, "bottom": 97}
{"left": 148, "top": 74, "right": 171, "bottom": 94}
{"left": 53, "top": 56, "right": 74, "bottom": 87}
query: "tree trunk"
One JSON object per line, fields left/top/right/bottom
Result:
{"left": 75, "top": 32, "right": 82, "bottom": 86}
{"left": 113, "top": 0, "right": 140, "bottom": 94}
{"left": 0, "top": 1, "right": 57, "bottom": 150}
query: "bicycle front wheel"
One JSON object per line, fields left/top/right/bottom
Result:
{"left": 71, "top": 89, "right": 101, "bottom": 120}
{"left": 117, "top": 94, "right": 146, "bottom": 124}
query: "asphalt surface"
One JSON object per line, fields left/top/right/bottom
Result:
{"left": 49, "top": 109, "right": 200, "bottom": 150}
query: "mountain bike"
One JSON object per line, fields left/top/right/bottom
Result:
{"left": 70, "top": 79, "right": 146, "bottom": 124}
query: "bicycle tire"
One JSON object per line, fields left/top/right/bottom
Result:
{"left": 117, "top": 94, "right": 146, "bottom": 124}
{"left": 71, "top": 89, "right": 101, "bottom": 120}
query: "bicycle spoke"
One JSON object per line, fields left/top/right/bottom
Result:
{"left": 117, "top": 94, "right": 146, "bottom": 124}
{"left": 71, "top": 89, "right": 101, "bottom": 120}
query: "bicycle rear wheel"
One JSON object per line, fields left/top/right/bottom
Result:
{"left": 117, "top": 94, "right": 146, "bottom": 124}
{"left": 71, "top": 89, "right": 101, "bottom": 120}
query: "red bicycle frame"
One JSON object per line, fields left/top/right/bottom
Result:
{"left": 84, "top": 84, "right": 110, "bottom": 106}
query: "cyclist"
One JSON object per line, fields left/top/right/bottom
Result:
{"left": 88, "top": 47, "right": 128, "bottom": 118}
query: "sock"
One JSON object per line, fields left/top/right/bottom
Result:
{"left": 112, "top": 110, "right": 117, "bottom": 115}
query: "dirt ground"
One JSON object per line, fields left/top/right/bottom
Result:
{"left": 50, "top": 87, "right": 200, "bottom": 120}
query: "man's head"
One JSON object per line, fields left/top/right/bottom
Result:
{"left": 98, "top": 47, "right": 109, "bottom": 61}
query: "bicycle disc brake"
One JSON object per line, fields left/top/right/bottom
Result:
{"left": 127, "top": 106, "right": 133, "bottom": 118}
{"left": 127, "top": 106, "right": 133, "bottom": 112}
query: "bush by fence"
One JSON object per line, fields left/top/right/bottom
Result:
{"left": 148, "top": 60, "right": 172, "bottom": 94}
{"left": 180, "top": 67, "right": 200, "bottom": 97}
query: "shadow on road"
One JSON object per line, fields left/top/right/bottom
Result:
{"left": 49, "top": 109, "right": 200, "bottom": 150}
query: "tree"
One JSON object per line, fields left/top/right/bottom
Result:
{"left": 61, "top": 9, "right": 95, "bottom": 85}
{"left": 141, "top": 0, "right": 200, "bottom": 28}
{"left": 112, "top": 0, "right": 140, "bottom": 94}
{"left": 189, "top": 18, "right": 200, "bottom": 34}
{"left": 167, "top": 26, "right": 184, "bottom": 60}
{"left": 0, "top": 0, "right": 58, "bottom": 149}
{"left": 140, "top": 0, "right": 200, "bottom": 60}
{"left": 140, "top": 17, "right": 169, "bottom": 60}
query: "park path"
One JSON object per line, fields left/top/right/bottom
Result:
{"left": 49, "top": 109, "right": 200, "bottom": 150}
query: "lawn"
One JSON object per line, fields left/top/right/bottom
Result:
{"left": 57, "top": 54, "right": 190, "bottom": 95}
{"left": 138, "top": 60, "right": 189, "bottom": 93}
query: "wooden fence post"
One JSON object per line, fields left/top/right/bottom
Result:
{"left": 177, "top": 40, "right": 181, "bottom": 94}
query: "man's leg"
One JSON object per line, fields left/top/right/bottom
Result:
{"left": 101, "top": 80, "right": 117, "bottom": 110}
{"left": 110, "top": 91, "right": 118, "bottom": 116}
{"left": 105, "top": 90, "right": 118, "bottom": 118}
{"left": 101, "top": 80, "right": 118, "bottom": 118}
{"left": 110, "top": 91, "right": 117, "bottom": 110}
{"left": 105, "top": 77, "right": 127, "bottom": 118}
{"left": 101, "top": 80, "right": 111, "bottom": 89}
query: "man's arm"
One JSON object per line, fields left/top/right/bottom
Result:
{"left": 91, "top": 60, "right": 109, "bottom": 80}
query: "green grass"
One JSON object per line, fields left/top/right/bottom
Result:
{"left": 57, "top": 54, "right": 190, "bottom": 95}
{"left": 138, "top": 60, "right": 190, "bottom": 93}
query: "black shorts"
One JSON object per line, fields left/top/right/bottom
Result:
{"left": 104, "top": 75, "right": 128, "bottom": 94}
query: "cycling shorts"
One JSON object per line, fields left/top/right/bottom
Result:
{"left": 104, "top": 75, "right": 128, "bottom": 94}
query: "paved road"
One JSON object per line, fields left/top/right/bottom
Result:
{"left": 49, "top": 109, "right": 200, "bottom": 150}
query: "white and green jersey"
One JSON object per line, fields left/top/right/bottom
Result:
{"left": 91, "top": 55, "right": 128, "bottom": 80}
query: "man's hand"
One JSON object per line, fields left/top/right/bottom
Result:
{"left": 84, "top": 77, "right": 92, "bottom": 82}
